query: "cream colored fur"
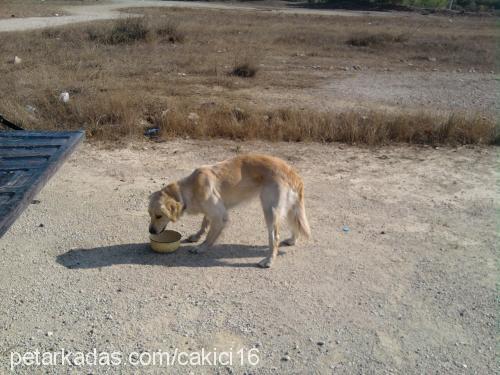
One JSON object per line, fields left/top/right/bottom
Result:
{"left": 148, "top": 153, "right": 310, "bottom": 268}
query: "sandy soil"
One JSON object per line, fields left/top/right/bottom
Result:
{"left": 0, "top": 140, "right": 496, "bottom": 374}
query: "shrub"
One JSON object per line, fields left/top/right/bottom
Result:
{"left": 156, "top": 19, "right": 185, "bottom": 43}
{"left": 347, "top": 32, "right": 408, "bottom": 47}
{"left": 106, "top": 18, "right": 150, "bottom": 45}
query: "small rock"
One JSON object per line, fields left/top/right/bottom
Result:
{"left": 281, "top": 355, "right": 291, "bottom": 361}
{"left": 46, "top": 331, "right": 53, "bottom": 337}
{"left": 427, "top": 57, "right": 437, "bottom": 62}
{"left": 317, "top": 341, "right": 325, "bottom": 346}
{"left": 38, "top": 224, "right": 44, "bottom": 228}
{"left": 13, "top": 56, "right": 22, "bottom": 64}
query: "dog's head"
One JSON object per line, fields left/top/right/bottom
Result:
{"left": 148, "top": 184, "right": 183, "bottom": 234}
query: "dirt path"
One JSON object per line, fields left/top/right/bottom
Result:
{"left": 0, "top": 0, "right": 396, "bottom": 33}
{"left": 232, "top": 70, "right": 497, "bottom": 114}
{"left": 0, "top": 141, "right": 496, "bottom": 374}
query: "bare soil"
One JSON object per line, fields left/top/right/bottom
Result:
{"left": 0, "top": 141, "right": 496, "bottom": 373}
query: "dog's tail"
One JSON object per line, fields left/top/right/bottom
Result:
{"left": 291, "top": 182, "right": 311, "bottom": 239}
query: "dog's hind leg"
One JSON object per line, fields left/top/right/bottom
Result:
{"left": 258, "top": 185, "right": 283, "bottom": 268}
{"left": 281, "top": 209, "right": 298, "bottom": 246}
{"left": 186, "top": 216, "right": 209, "bottom": 243}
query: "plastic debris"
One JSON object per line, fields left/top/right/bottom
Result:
{"left": 59, "top": 92, "right": 70, "bottom": 103}
{"left": 144, "top": 127, "right": 159, "bottom": 137}
{"left": 342, "top": 225, "right": 350, "bottom": 233}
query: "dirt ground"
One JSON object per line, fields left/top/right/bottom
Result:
{"left": 0, "top": 141, "right": 496, "bottom": 374}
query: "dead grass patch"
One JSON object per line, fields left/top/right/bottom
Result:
{"left": 231, "top": 59, "right": 259, "bottom": 78}
{"left": 155, "top": 105, "right": 495, "bottom": 145}
{"left": 347, "top": 32, "right": 409, "bottom": 47}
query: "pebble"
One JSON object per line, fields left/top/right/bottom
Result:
{"left": 46, "top": 331, "right": 53, "bottom": 337}
{"left": 317, "top": 341, "right": 325, "bottom": 346}
{"left": 281, "top": 355, "right": 291, "bottom": 361}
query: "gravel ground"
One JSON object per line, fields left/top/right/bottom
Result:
{"left": 0, "top": 140, "right": 496, "bottom": 374}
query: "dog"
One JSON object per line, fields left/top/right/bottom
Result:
{"left": 148, "top": 153, "right": 310, "bottom": 268}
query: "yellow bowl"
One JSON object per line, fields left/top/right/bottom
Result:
{"left": 150, "top": 230, "right": 182, "bottom": 253}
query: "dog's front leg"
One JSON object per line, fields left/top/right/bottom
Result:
{"left": 186, "top": 216, "right": 209, "bottom": 243}
{"left": 189, "top": 202, "right": 227, "bottom": 254}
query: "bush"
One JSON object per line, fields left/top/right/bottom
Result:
{"left": 347, "top": 32, "right": 408, "bottom": 47}
{"left": 230, "top": 56, "right": 259, "bottom": 78}
{"left": 106, "top": 18, "right": 150, "bottom": 45}
{"left": 156, "top": 19, "right": 185, "bottom": 43}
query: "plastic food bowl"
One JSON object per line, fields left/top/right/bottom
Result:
{"left": 150, "top": 230, "right": 182, "bottom": 253}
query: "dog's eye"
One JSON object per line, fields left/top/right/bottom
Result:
{"left": 155, "top": 215, "right": 162, "bottom": 220}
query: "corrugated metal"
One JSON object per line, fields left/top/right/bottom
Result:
{"left": 0, "top": 130, "right": 84, "bottom": 237}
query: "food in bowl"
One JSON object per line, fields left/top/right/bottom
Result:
{"left": 150, "top": 230, "right": 182, "bottom": 253}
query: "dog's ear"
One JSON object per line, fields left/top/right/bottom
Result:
{"left": 163, "top": 200, "right": 182, "bottom": 222}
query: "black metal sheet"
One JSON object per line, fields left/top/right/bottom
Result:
{"left": 0, "top": 130, "right": 84, "bottom": 237}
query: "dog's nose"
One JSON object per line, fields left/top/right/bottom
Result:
{"left": 149, "top": 226, "right": 157, "bottom": 235}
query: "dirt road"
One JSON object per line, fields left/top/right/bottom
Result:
{"left": 0, "top": 141, "right": 496, "bottom": 373}
{"left": 0, "top": 0, "right": 392, "bottom": 32}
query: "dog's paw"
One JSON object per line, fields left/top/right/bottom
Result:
{"left": 281, "top": 238, "right": 296, "bottom": 246}
{"left": 186, "top": 234, "right": 201, "bottom": 243}
{"left": 189, "top": 246, "right": 206, "bottom": 255}
{"left": 257, "top": 257, "right": 273, "bottom": 268}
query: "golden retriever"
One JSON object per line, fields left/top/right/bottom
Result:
{"left": 148, "top": 153, "right": 310, "bottom": 268}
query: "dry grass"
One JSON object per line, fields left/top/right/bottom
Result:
{"left": 154, "top": 106, "right": 496, "bottom": 145}
{"left": 0, "top": 7, "right": 496, "bottom": 145}
{"left": 346, "top": 32, "right": 409, "bottom": 47}
{"left": 231, "top": 56, "right": 259, "bottom": 78}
